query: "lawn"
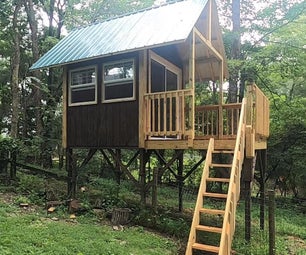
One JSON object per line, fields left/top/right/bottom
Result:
{"left": 0, "top": 196, "right": 178, "bottom": 255}
{"left": 0, "top": 174, "right": 306, "bottom": 255}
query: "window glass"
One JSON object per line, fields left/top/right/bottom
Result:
{"left": 69, "top": 67, "right": 97, "bottom": 105}
{"left": 103, "top": 60, "right": 135, "bottom": 102}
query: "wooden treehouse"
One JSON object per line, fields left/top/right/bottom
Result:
{"left": 31, "top": 0, "right": 269, "bottom": 254}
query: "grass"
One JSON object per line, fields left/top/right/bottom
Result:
{"left": 0, "top": 199, "right": 178, "bottom": 255}
{"left": 233, "top": 200, "right": 306, "bottom": 255}
{"left": 0, "top": 172, "right": 306, "bottom": 255}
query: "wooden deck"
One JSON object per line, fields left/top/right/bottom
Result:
{"left": 143, "top": 84, "right": 269, "bottom": 151}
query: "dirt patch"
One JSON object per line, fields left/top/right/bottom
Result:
{"left": 286, "top": 235, "right": 306, "bottom": 254}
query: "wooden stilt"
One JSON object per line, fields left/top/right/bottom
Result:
{"left": 259, "top": 149, "right": 266, "bottom": 230}
{"left": 244, "top": 180, "right": 251, "bottom": 242}
{"left": 67, "top": 148, "right": 77, "bottom": 199}
{"left": 115, "top": 149, "right": 122, "bottom": 184}
{"left": 152, "top": 167, "right": 158, "bottom": 212}
{"left": 241, "top": 157, "right": 254, "bottom": 242}
{"left": 178, "top": 150, "right": 184, "bottom": 212}
{"left": 9, "top": 150, "right": 17, "bottom": 180}
{"left": 140, "top": 149, "right": 147, "bottom": 204}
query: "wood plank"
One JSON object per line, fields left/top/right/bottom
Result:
{"left": 196, "top": 225, "right": 222, "bottom": 233}
{"left": 206, "top": 177, "right": 230, "bottom": 183}
{"left": 138, "top": 50, "right": 147, "bottom": 148}
{"left": 213, "top": 150, "right": 234, "bottom": 154}
{"left": 210, "top": 163, "right": 232, "bottom": 168}
{"left": 200, "top": 208, "right": 225, "bottom": 215}
{"left": 192, "top": 243, "right": 219, "bottom": 253}
{"left": 204, "top": 192, "right": 227, "bottom": 199}
{"left": 144, "top": 139, "right": 236, "bottom": 150}
{"left": 62, "top": 66, "right": 67, "bottom": 148}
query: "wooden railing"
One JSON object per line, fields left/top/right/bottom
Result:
{"left": 247, "top": 84, "right": 270, "bottom": 137}
{"left": 144, "top": 89, "right": 193, "bottom": 138}
{"left": 219, "top": 98, "right": 246, "bottom": 255}
{"left": 185, "top": 138, "right": 214, "bottom": 255}
{"left": 195, "top": 103, "right": 242, "bottom": 139}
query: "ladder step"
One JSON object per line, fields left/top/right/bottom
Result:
{"left": 207, "top": 177, "right": 230, "bottom": 182}
{"left": 192, "top": 243, "right": 220, "bottom": 253}
{"left": 200, "top": 208, "right": 225, "bottom": 215}
{"left": 211, "top": 163, "right": 232, "bottom": 168}
{"left": 196, "top": 225, "right": 222, "bottom": 233}
{"left": 204, "top": 192, "right": 227, "bottom": 199}
{"left": 213, "top": 150, "right": 234, "bottom": 154}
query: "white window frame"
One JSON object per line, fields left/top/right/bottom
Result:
{"left": 68, "top": 66, "right": 98, "bottom": 106}
{"left": 102, "top": 59, "right": 136, "bottom": 103}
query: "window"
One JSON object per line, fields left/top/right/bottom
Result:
{"left": 149, "top": 51, "right": 181, "bottom": 93}
{"left": 69, "top": 66, "right": 97, "bottom": 106}
{"left": 103, "top": 59, "right": 135, "bottom": 103}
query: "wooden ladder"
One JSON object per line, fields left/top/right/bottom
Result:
{"left": 186, "top": 99, "right": 246, "bottom": 255}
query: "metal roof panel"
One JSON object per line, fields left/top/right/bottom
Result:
{"left": 31, "top": 0, "right": 209, "bottom": 70}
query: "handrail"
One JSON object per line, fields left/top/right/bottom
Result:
{"left": 219, "top": 98, "right": 246, "bottom": 254}
{"left": 195, "top": 103, "right": 242, "bottom": 139}
{"left": 246, "top": 84, "right": 269, "bottom": 138}
{"left": 185, "top": 138, "right": 214, "bottom": 255}
{"left": 144, "top": 89, "right": 193, "bottom": 138}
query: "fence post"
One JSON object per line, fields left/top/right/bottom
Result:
{"left": 268, "top": 190, "right": 276, "bottom": 255}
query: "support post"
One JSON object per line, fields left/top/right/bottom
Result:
{"left": 115, "top": 149, "right": 122, "bottom": 185}
{"left": 178, "top": 150, "right": 184, "bottom": 212}
{"left": 9, "top": 150, "right": 17, "bottom": 180}
{"left": 268, "top": 190, "right": 276, "bottom": 255}
{"left": 139, "top": 149, "right": 147, "bottom": 204}
{"left": 260, "top": 150, "right": 266, "bottom": 230}
{"left": 244, "top": 181, "right": 251, "bottom": 242}
{"left": 152, "top": 167, "right": 158, "bottom": 213}
{"left": 67, "top": 148, "right": 77, "bottom": 199}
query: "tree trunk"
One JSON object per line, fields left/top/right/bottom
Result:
{"left": 25, "top": 0, "right": 49, "bottom": 166}
{"left": 10, "top": 3, "right": 22, "bottom": 139}
{"left": 228, "top": 0, "right": 241, "bottom": 103}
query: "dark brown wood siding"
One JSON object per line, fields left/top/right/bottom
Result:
{"left": 66, "top": 52, "right": 139, "bottom": 148}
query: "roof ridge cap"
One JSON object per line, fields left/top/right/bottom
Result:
{"left": 71, "top": 0, "right": 187, "bottom": 32}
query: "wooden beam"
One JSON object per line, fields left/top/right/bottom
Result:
{"left": 182, "top": 154, "right": 205, "bottom": 181}
{"left": 139, "top": 50, "right": 148, "bottom": 148}
{"left": 154, "top": 150, "right": 178, "bottom": 179}
{"left": 62, "top": 67, "right": 67, "bottom": 148}
{"left": 78, "top": 149, "right": 97, "bottom": 169}
{"left": 208, "top": 0, "right": 212, "bottom": 42}
{"left": 194, "top": 27, "right": 223, "bottom": 62}
{"left": 108, "top": 149, "right": 138, "bottom": 185}
{"left": 67, "top": 148, "right": 77, "bottom": 199}
{"left": 178, "top": 150, "right": 184, "bottom": 212}
{"left": 100, "top": 149, "right": 115, "bottom": 168}
{"left": 158, "top": 150, "right": 183, "bottom": 178}
{"left": 145, "top": 139, "right": 236, "bottom": 150}
{"left": 126, "top": 150, "right": 140, "bottom": 168}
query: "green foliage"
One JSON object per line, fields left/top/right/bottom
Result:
{"left": 133, "top": 206, "right": 190, "bottom": 238}
{"left": 0, "top": 136, "right": 18, "bottom": 155}
{"left": 16, "top": 173, "right": 46, "bottom": 205}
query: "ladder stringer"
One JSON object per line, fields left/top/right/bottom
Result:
{"left": 219, "top": 98, "right": 247, "bottom": 254}
{"left": 185, "top": 138, "right": 215, "bottom": 255}
{"left": 185, "top": 98, "right": 247, "bottom": 255}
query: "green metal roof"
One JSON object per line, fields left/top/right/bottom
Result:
{"left": 31, "top": 0, "right": 209, "bottom": 70}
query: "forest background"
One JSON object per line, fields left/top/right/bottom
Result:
{"left": 0, "top": 0, "right": 305, "bottom": 198}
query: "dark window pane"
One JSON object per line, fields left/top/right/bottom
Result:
{"left": 166, "top": 69, "right": 178, "bottom": 91}
{"left": 105, "top": 83, "right": 133, "bottom": 100}
{"left": 151, "top": 60, "right": 165, "bottom": 92}
{"left": 71, "top": 88, "right": 95, "bottom": 104}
